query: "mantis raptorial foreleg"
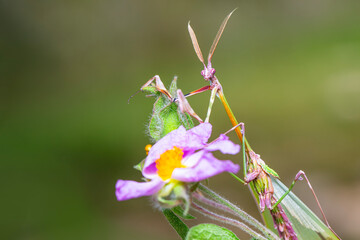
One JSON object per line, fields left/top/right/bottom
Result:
{"left": 177, "top": 89, "right": 203, "bottom": 123}
{"left": 184, "top": 85, "right": 212, "bottom": 98}
{"left": 172, "top": 85, "right": 212, "bottom": 103}
{"left": 173, "top": 84, "right": 218, "bottom": 123}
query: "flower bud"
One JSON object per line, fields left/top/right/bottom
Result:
{"left": 147, "top": 78, "right": 194, "bottom": 142}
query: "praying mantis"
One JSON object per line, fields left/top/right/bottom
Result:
{"left": 185, "top": 10, "right": 341, "bottom": 240}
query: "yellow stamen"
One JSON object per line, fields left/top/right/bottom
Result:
{"left": 145, "top": 144, "right": 152, "bottom": 155}
{"left": 156, "top": 146, "right": 185, "bottom": 181}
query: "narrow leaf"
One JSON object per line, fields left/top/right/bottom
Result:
{"left": 172, "top": 206, "right": 196, "bottom": 220}
{"left": 162, "top": 209, "right": 189, "bottom": 240}
{"left": 271, "top": 177, "right": 340, "bottom": 240}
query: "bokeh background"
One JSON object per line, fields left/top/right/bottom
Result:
{"left": 1, "top": 0, "right": 360, "bottom": 239}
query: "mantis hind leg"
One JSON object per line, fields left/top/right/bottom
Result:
{"left": 271, "top": 170, "right": 339, "bottom": 237}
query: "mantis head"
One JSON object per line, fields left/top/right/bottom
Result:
{"left": 201, "top": 63, "right": 216, "bottom": 81}
{"left": 188, "top": 9, "right": 235, "bottom": 82}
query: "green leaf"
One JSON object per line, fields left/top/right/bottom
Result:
{"left": 162, "top": 209, "right": 189, "bottom": 240}
{"left": 172, "top": 206, "right": 196, "bottom": 220}
{"left": 185, "top": 223, "right": 240, "bottom": 240}
{"left": 271, "top": 177, "right": 340, "bottom": 240}
{"left": 133, "top": 158, "right": 145, "bottom": 172}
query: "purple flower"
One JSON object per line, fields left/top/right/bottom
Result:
{"left": 116, "top": 123, "right": 240, "bottom": 201}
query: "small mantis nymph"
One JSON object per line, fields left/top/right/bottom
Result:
{"left": 130, "top": 75, "right": 203, "bottom": 142}
{"left": 140, "top": 75, "right": 203, "bottom": 124}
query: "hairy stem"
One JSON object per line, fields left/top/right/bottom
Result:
{"left": 198, "top": 184, "right": 280, "bottom": 240}
{"left": 191, "top": 202, "right": 267, "bottom": 240}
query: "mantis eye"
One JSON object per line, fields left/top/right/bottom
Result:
{"left": 210, "top": 68, "right": 216, "bottom": 75}
{"left": 201, "top": 70, "right": 205, "bottom": 76}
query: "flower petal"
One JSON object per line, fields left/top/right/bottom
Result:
{"left": 115, "top": 178, "right": 164, "bottom": 201}
{"left": 143, "top": 126, "right": 188, "bottom": 178}
{"left": 186, "top": 122, "right": 212, "bottom": 146}
{"left": 142, "top": 162, "right": 158, "bottom": 179}
{"left": 181, "top": 150, "right": 205, "bottom": 168}
{"left": 172, "top": 152, "right": 240, "bottom": 182}
{"left": 143, "top": 123, "right": 212, "bottom": 178}
{"left": 205, "top": 134, "right": 240, "bottom": 154}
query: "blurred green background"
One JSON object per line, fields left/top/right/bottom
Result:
{"left": 1, "top": 0, "right": 360, "bottom": 239}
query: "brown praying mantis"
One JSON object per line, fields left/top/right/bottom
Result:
{"left": 185, "top": 10, "right": 341, "bottom": 240}
{"left": 132, "top": 9, "right": 341, "bottom": 239}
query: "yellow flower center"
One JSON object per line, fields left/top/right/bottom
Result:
{"left": 155, "top": 146, "right": 185, "bottom": 181}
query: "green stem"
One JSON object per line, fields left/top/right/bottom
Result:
{"left": 242, "top": 123, "right": 247, "bottom": 178}
{"left": 191, "top": 202, "right": 267, "bottom": 240}
{"left": 198, "top": 184, "right": 280, "bottom": 240}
